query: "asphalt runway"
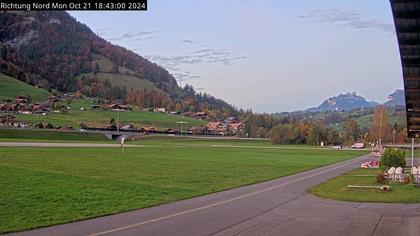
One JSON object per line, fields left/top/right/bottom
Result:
{"left": 0, "top": 141, "right": 368, "bottom": 151}
{"left": 0, "top": 142, "right": 140, "bottom": 148}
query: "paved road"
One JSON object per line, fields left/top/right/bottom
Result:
{"left": 7, "top": 154, "right": 420, "bottom": 236}
{"left": 0, "top": 142, "right": 367, "bottom": 151}
{"left": 0, "top": 142, "right": 364, "bottom": 154}
{"left": 0, "top": 142, "right": 143, "bottom": 148}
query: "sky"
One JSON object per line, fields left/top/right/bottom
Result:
{"left": 69, "top": 0, "right": 403, "bottom": 113}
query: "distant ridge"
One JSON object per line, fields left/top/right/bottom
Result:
{"left": 306, "top": 92, "right": 379, "bottom": 112}
{"left": 304, "top": 90, "right": 405, "bottom": 113}
{"left": 383, "top": 89, "right": 405, "bottom": 107}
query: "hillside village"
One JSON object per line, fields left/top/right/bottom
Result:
{"left": 0, "top": 93, "right": 246, "bottom": 136}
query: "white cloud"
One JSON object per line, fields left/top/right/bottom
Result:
{"left": 299, "top": 8, "right": 395, "bottom": 35}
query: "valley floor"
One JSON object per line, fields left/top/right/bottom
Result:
{"left": 9, "top": 153, "right": 420, "bottom": 236}
{"left": 0, "top": 140, "right": 364, "bottom": 233}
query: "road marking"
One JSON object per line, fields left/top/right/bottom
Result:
{"left": 210, "top": 144, "right": 322, "bottom": 149}
{"left": 88, "top": 156, "right": 367, "bottom": 236}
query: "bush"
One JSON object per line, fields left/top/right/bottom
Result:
{"left": 405, "top": 175, "right": 411, "bottom": 184}
{"left": 376, "top": 171, "right": 386, "bottom": 183}
{"left": 380, "top": 148, "right": 406, "bottom": 169}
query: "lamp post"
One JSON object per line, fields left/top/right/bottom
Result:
{"left": 412, "top": 134, "right": 419, "bottom": 168}
{"left": 412, "top": 138, "right": 414, "bottom": 168}
{"left": 379, "top": 116, "right": 382, "bottom": 153}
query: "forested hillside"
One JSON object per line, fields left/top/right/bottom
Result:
{"left": 0, "top": 11, "right": 237, "bottom": 117}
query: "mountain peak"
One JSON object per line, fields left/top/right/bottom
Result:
{"left": 307, "top": 92, "right": 378, "bottom": 112}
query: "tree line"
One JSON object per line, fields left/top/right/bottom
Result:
{"left": 238, "top": 106, "right": 407, "bottom": 146}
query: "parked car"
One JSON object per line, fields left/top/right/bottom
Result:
{"left": 351, "top": 143, "right": 364, "bottom": 149}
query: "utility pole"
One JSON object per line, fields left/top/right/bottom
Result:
{"left": 412, "top": 138, "right": 415, "bottom": 168}
{"left": 6, "top": 105, "right": 9, "bottom": 126}
{"left": 117, "top": 110, "right": 120, "bottom": 133}
{"left": 379, "top": 115, "right": 382, "bottom": 153}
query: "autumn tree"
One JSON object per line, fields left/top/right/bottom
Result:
{"left": 175, "top": 103, "right": 183, "bottom": 112}
{"left": 269, "top": 122, "right": 310, "bottom": 145}
{"left": 399, "top": 128, "right": 408, "bottom": 143}
{"left": 370, "top": 106, "right": 390, "bottom": 144}
{"left": 326, "top": 129, "right": 341, "bottom": 145}
{"left": 270, "top": 124, "right": 299, "bottom": 144}
{"left": 306, "top": 124, "right": 325, "bottom": 146}
{"left": 256, "top": 127, "right": 267, "bottom": 138}
{"left": 74, "top": 90, "right": 82, "bottom": 98}
{"left": 342, "top": 118, "right": 360, "bottom": 144}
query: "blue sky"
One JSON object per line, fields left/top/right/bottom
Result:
{"left": 69, "top": 0, "right": 403, "bottom": 112}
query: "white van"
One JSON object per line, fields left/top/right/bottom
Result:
{"left": 351, "top": 143, "right": 364, "bottom": 149}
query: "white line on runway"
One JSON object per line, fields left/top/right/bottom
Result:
{"left": 88, "top": 156, "right": 367, "bottom": 236}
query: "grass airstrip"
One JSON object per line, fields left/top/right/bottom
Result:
{"left": 0, "top": 137, "right": 366, "bottom": 233}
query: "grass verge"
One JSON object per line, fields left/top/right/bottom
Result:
{"left": 309, "top": 168, "right": 420, "bottom": 203}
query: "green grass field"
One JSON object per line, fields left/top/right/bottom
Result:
{"left": 309, "top": 168, "right": 420, "bottom": 203}
{"left": 130, "top": 135, "right": 273, "bottom": 146}
{"left": 13, "top": 98, "right": 206, "bottom": 130}
{"left": 92, "top": 54, "right": 136, "bottom": 75}
{"left": 0, "top": 129, "right": 108, "bottom": 142}
{"left": 77, "top": 72, "right": 160, "bottom": 92}
{"left": 92, "top": 54, "right": 117, "bottom": 73}
{"left": 0, "top": 144, "right": 365, "bottom": 233}
{"left": 129, "top": 136, "right": 328, "bottom": 150}
{"left": 0, "top": 73, "right": 51, "bottom": 102}
{"left": 79, "top": 54, "right": 161, "bottom": 93}
{"left": 404, "top": 149, "right": 420, "bottom": 158}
